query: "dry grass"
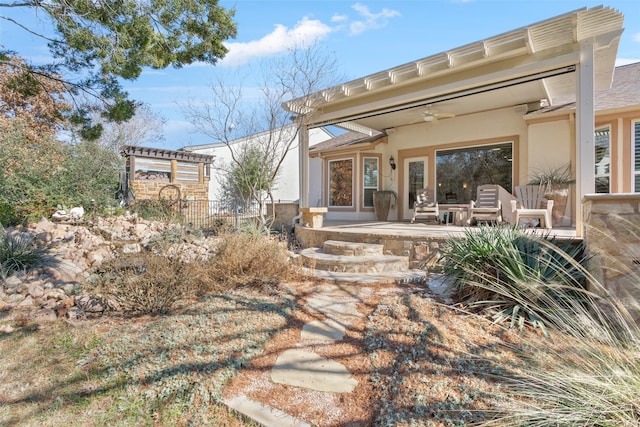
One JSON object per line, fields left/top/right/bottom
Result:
{"left": 0, "top": 287, "right": 295, "bottom": 426}
{"left": 1, "top": 277, "right": 637, "bottom": 426}
{"left": 207, "top": 231, "right": 294, "bottom": 288}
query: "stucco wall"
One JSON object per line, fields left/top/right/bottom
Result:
{"left": 584, "top": 194, "right": 640, "bottom": 322}
{"left": 186, "top": 127, "right": 332, "bottom": 202}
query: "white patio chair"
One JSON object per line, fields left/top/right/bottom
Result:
{"left": 410, "top": 188, "right": 440, "bottom": 223}
{"left": 467, "top": 184, "right": 503, "bottom": 225}
{"left": 510, "top": 185, "right": 554, "bottom": 229}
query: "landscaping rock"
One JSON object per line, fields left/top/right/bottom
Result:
{"left": 30, "top": 308, "right": 57, "bottom": 322}
{"left": 27, "top": 283, "right": 45, "bottom": 298}
{"left": 75, "top": 295, "right": 106, "bottom": 313}
{"left": 8, "top": 293, "right": 25, "bottom": 304}
{"left": 1, "top": 214, "right": 221, "bottom": 319}
{"left": 66, "top": 307, "right": 84, "bottom": 320}
{"left": 16, "top": 295, "right": 34, "bottom": 309}
{"left": 3, "top": 275, "right": 22, "bottom": 289}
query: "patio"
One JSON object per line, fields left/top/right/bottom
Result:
{"left": 295, "top": 220, "right": 578, "bottom": 268}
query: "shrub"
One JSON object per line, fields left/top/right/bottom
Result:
{"left": 96, "top": 252, "right": 199, "bottom": 314}
{"left": 0, "top": 227, "right": 52, "bottom": 279}
{"left": 482, "top": 255, "right": 640, "bottom": 426}
{"left": 208, "top": 231, "right": 291, "bottom": 288}
{"left": 131, "top": 199, "right": 179, "bottom": 222}
{"left": 440, "top": 225, "right": 590, "bottom": 335}
{"left": 147, "top": 225, "right": 204, "bottom": 253}
{"left": 0, "top": 201, "right": 19, "bottom": 227}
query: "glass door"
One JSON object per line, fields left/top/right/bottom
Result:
{"left": 403, "top": 157, "right": 428, "bottom": 221}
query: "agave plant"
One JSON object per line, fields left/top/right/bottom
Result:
{"left": 440, "top": 225, "right": 589, "bottom": 336}
{"left": 0, "top": 227, "right": 52, "bottom": 279}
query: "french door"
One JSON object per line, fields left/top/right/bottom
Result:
{"left": 403, "top": 156, "right": 428, "bottom": 221}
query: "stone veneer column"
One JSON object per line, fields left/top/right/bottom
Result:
{"left": 583, "top": 194, "right": 640, "bottom": 323}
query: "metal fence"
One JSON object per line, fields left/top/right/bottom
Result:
{"left": 176, "top": 199, "right": 265, "bottom": 230}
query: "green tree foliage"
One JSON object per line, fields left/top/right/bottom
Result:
{"left": 0, "top": 53, "right": 123, "bottom": 224}
{"left": 220, "top": 144, "right": 274, "bottom": 202}
{"left": 1, "top": 0, "right": 237, "bottom": 136}
{"left": 0, "top": 123, "right": 121, "bottom": 224}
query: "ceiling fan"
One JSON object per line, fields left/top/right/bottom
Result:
{"left": 420, "top": 106, "right": 456, "bottom": 123}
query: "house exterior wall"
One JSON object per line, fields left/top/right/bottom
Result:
{"left": 316, "top": 106, "right": 640, "bottom": 226}
{"left": 186, "top": 127, "right": 332, "bottom": 202}
{"left": 322, "top": 107, "right": 530, "bottom": 221}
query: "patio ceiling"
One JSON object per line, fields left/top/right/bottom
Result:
{"left": 286, "top": 6, "right": 623, "bottom": 134}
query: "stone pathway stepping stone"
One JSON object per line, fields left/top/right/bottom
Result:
{"left": 271, "top": 349, "right": 358, "bottom": 393}
{"left": 301, "top": 318, "right": 345, "bottom": 341}
{"left": 224, "top": 395, "right": 311, "bottom": 427}
{"left": 305, "top": 296, "right": 361, "bottom": 320}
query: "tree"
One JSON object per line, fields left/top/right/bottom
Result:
{"left": 218, "top": 143, "right": 274, "bottom": 201}
{"left": 0, "top": 53, "right": 158, "bottom": 224}
{"left": 0, "top": 54, "right": 71, "bottom": 143}
{"left": 183, "top": 43, "right": 339, "bottom": 232}
{"left": 0, "top": 0, "right": 237, "bottom": 137}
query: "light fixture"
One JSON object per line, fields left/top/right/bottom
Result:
{"left": 389, "top": 156, "right": 396, "bottom": 170}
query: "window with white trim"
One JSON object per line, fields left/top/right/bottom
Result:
{"left": 328, "top": 158, "right": 353, "bottom": 207}
{"left": 362, "top": 157, "right": 379, "bottom": 208}
{"left": 595, "top": 126, "right": 611, "bottom": 193}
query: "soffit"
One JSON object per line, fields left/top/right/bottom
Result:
{"left": 287, "top": 6, "right": 623, "bottom": 132}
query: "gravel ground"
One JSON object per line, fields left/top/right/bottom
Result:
{"left": 1, "top": 278, "right": 558, "bottom": 426}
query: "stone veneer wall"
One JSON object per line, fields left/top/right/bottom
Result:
{"left": 131, "top": 180, "right": 209, "bottom": 201}
{"left": 295, "top": 225, "right": 445, "bottom": 269}
{"left": 583, "top": 194, "right": 640, "bottom": 322}
{"left": 267, "top": 202, "right": 300, "bottom": 228}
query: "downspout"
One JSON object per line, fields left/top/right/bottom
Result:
{"left": 291, "top": 123, "right": 310, "bottom": 228}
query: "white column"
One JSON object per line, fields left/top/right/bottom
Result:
{"left": 299, "top": 124, "right": 310, "bottom": 208}
{"left": 575, "top": 39, "right": 595, "bottom": 237}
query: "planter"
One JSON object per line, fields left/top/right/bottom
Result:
{"left": 373, "top": 191, "right": 397, "bottom": 221}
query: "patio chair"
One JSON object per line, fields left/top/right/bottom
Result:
{"left": 410, "top": 188, "right": 440, "bottom": 224}
{"left": 467, "top": 184, "right": 503, "bottom": 225}
{"left": 510, "top": 185, "right": 554, "bottom": 229}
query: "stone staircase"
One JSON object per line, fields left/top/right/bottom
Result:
{"left": 298, "top": 240, "right": 425, "bottom": 283}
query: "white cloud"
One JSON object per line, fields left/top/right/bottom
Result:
{"left": 349, "top": 3, "right": 401, "bottom": 35}
{"left": 331, "top": 13, "right": 348, "bottom": 23}
{"left": 633, "top": 32, "right": 640, "bottom": 43}
{"left": 615, "top": 58, "right": 640, "bottom": 67}
{"left": 220, "top": 17, "right": 333, "bottom": 66}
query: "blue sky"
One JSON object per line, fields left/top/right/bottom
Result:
{"left": 2, "top": 0, "right": 640, "bottom": 150}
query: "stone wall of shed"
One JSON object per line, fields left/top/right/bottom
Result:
{"left": 583, "top": 194, "right": 640, "bottom": 322}
{"left": 130, "top": 181, "right": 209, "bottom": 201}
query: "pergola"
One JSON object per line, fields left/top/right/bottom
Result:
{"left": 285, "top": 6, "right": 624, "bottom": 236}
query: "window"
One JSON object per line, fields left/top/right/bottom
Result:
{"left": 134, "top": 158, "right": 171, "bottom": 182}
{"left": 328, "top": 158, "right": 353, "bottom": 207}
{"left": 176, "top": 161, "right": 199, "bottom": 182}
{"left": 634, "top": 121, "right": 640, "bottom": 192}
{"left": 595, "top": 127, "right": 611, "bottom": 193}
{"left": 435, "top": 142, "right": 512, "bottom": 204}
{"left": 362, "top": 157, "right": 379, "bottom": 208}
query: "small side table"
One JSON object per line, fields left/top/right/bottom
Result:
{"left": 445, "top": 207, "right": 468, "bottom": 226}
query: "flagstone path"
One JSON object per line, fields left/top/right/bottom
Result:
{"left": 224, "top": 274, "right": 453, "bottom": 426}
{"left": 224, "top": 283, "right": 366, "bottom": 426}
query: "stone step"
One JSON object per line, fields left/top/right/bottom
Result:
{"left": 322, "top": 240, "right": 384, "bottom": 257}
{"left": 299, "top": 248, "right": 409, "bottom": 274}
{"left": 301, "top": 268, "right": 427, "bottom": 285}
